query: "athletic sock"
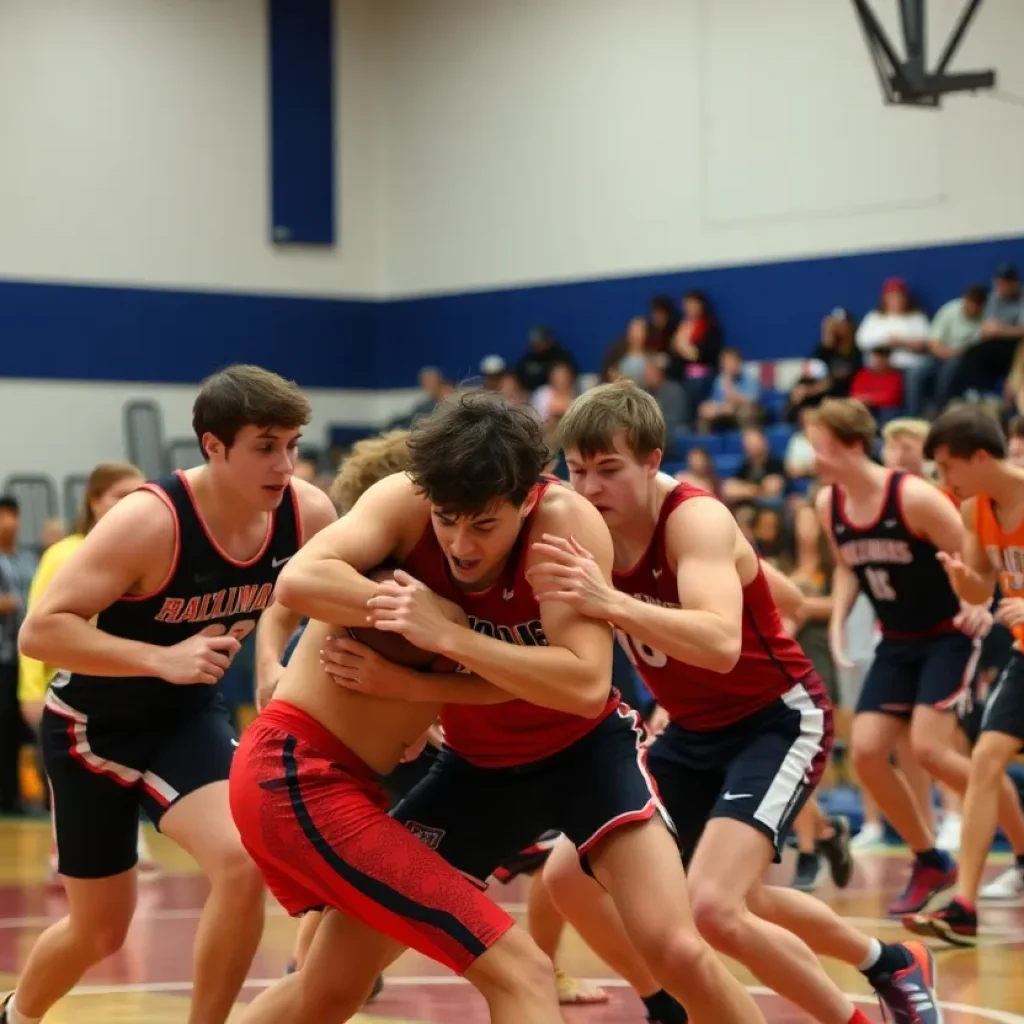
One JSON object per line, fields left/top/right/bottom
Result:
{"left": 861, "top": 941, "right": 912, "bottom": 984}
{"left": 641, "top": 990, "right": 689, "bottom": 1023}
{"left": 954, "top": 895, "right": 976, "bottom": 914}
{"left": 6, "top": 997, "right": 41, "bottom": 1024}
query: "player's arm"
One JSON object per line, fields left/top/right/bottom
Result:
{"left": 761, "top": 558, "right": 806, "bottom": 622}
{"left": 814, "top": 488, "right": 858, "bottom": 623}
{"left": 429, "top": 497, "right": 614, "bottom": 718}
{"left": 944, "top": 497, "right": 998, "bottom": 606}
{"left": 274, "top": 473, "right": 419, "bottom": 626}
{"left": 19, "top": 492, "right": 182, "bottom": 677}
{"left": 255, "top": 481, "right": 339, "bottom": 708}
{"left": 605, "top": 497, "right": 743, "bottom": 672}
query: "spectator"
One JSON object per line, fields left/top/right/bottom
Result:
{"left": 784, "top": 407, "right": 817, "bottom": 481}
{"left": 673, "top": 446, "right": 720, "bottom": 496}
{"left": 752, "top": 505, "right": 785, "bottom": 562}
{"left": 722, "top": 427, "right": 786, "bottom": 504}
{"left": 911, "top": 284, "right": 988, "bottom": 415}
{"left": 806, "top": 308, "right": 863, "bottom": 404}
{"left": 641, "top": 353, "right": 686, "bottom": 452}
{"left": 498, "top": 372, "right": 530, "bottom": 405}
{"left": 515, "top": 327, "right": 576, "bottom": 393}
{"left": 532, "top": 361, "right": 578, "bottom": 435}
{"left": 646, "top": 296, "right": 679, "bottom": 353}
{"left": 850, "top": 347, "right": 904, "bottom": 416}
{"left": 697, "top": 347, "right": 761, "bottom": 432}
{"left": 394, "top": 366, "right": 454, "bottom": 426}
{"left": 785, "top": 358, "right": 833, "bottom": 423}
{"left": 601, "top": 316, "right": 649, "bottom": 384}
{"left": 39, "top": 517, "right": 67, "bottom": 552}
{"left": 479, "top": 354, "right": 507, "bottom": 391}
{"left": 667, "top": 290, "right": 723, "bottom": 419}
{"left": 856, "top": 278, "right": 931, "bottom": 400}
{"left": 0, "top": 496, "right": 39, "bottom": 815}
{"left": 292, "top": 454, "right": 318, "bottom": 483}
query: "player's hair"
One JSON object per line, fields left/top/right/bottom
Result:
{"left": 74, "top": 462, "right": 144, "bottom": 535}
{"left": 805, "top": 398, "right": 877, "bottom": 452}
{"left": 192, "top": 364, "right": 312, "bottom": 458}
{"left": 556, "top": 380, "right": 666, "bottom": 460}
{"left": 881, "top": 417, "right": 930, "bottom": 443}
{"left": 407, "top": 390, "right": 549, "bottom": 514}
{"left": 923, "top": 404, "right": 1007, "bottom": 460}
{"left": 330, "top": 430, "right": 411, "bottom": 513}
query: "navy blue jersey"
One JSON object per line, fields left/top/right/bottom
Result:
{"left": 51, "top": 471, "right": 301, "bottom": 719}
{"left": 830, "top": 472, "right": 959, "bottom": 636}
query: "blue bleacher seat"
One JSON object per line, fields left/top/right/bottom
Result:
{"left": 329, "top": 424, "right": 379, "bottom": 448}
{"left": 766, "top": 423, "right": 795, "bottom": 454}
{"left": 721, "top": 430, "right": 744, "bottom": 455}
{"left": 714, "top": 452, "right": 743, "bottom": 478}
{"left": 760, "top": 388, "right": 787, "bottom": 422}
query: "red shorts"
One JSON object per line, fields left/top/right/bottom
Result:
{"left": 229, "top": 701, "right": 514, "bottom": 975}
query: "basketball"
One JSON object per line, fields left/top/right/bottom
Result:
{"left": 348, "top": 566, "right": 441, "bottom": 669}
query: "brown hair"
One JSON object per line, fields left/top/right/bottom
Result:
{"left": 74, "top": 462, "right": 144, "bottom": 534}
{"left": 192, "top": 364, "right": 312, "bottom": 458}
{"left": 805, "top": 398, "right": 877, "bottom": 452}
{"left": 923, "top": 404, "right": 1007, "bottom": 460}
{"left": 330, "top": 430, "right": 411, "bottom": 513}
{"left": 556, "top": 380, "right": 666, "bottom": 460}
{"left": 407, "top": 390, "right": 549, "bottom": 514}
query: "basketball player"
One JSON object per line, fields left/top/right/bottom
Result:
{"left": 4, "top": 366, "right": 337, "bottom": 1024}
{"left": 525, "top": 382, "right": 939, "bottom": 1024}
{"left": 808, "top": 399, "right": 1024, "bottom": 922}
{"left": 263, "top": 391, "right": 763, "bottom": 1024}
{"left": 901, "top": 405, "right": 1024, "bottom": 944}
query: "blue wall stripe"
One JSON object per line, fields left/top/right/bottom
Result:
{"left": 268, "top": 0, "right": 336, "bottom": 247}
{"left": 2, "top": 234, "right": 1023, "bottom": 390}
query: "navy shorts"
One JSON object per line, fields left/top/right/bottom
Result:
{"left": 857, "top": 632, "right": 980, "bottom": 718}
{"left": 646, "top": 678, "right": 833, "bottom": 865}
{"left": 42, "top": 689, "right": 238, "bottom": 878}
{"left": 980, "top": 651, "right": 1024, "bottom": 747}
{"left": 391, "top": 704, "right": 670, "bottom": 884}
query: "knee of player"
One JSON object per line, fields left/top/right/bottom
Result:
{"left": 206, "top": 843, "right": 264, "bottom": 900}
{"left": 638, "top": 923, "right": 715, "bottom": 988}
{"left": 689, "top": 886, "right": 746, "bottom": 955}
{"left": 850, "top": 737, "right": 888, "bottom": 772}
{"left": 470, "top": 926, "right": 555, "bottom": 999}
{"left": 295, "top": 971, "right": 375, "bottom": 1021}
{"left": 77, "top": 912, "right": 134, "bottom": 961}
{"left": 539, "top": 839, "right": 587, "bottom": 906}
{"left": 908, "top": 735, "right": 944, "bottom": 773}
{"left": 969, "top": 739, "right": 1014, "bottom": 784}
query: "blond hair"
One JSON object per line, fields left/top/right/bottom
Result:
{"left": 557, "top": 380, "right": 665, "bottom": 459}
{"left": 881, "top": 418, "right": 929, "bottom": 443}
{"left": 74, "top": 462, "right": 144, "bottom": 534}
{"left": 330, "top": 430, "right": 411, "bottom": 512}
{"left": 805, "top": 398, "right": 876, "bottom": 451}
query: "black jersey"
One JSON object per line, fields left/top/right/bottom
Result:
{"left": 51, "top": 471, "right": 301, "bottom": 719}
{"left": 830, "top": 471, "right": 959, "bottom": 636}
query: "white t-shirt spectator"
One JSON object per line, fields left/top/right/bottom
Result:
{"left": 784, "top": 432, "right": 815, "bottom": 478}
{"left": 856, "top": 311, "right": 931, "bottom": 369}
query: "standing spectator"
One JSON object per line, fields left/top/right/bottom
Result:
{"left": 696, "top": 348, "right": 761, "bottom": 432}
{"left": 641, "top": 353, "right": 686, "bottom": 453}
{"left": 721, "top": 427, "right": 786, "bottom": 504}
{"left": 0, "top": 497, "right": 39, "bottom": 815}
{"left": 667, "top": 290, "right": 723, "bottom": 420}
{"left": 850, "top": 347, "right": 904, "bottom": 417}
{"left": 515, "top": 327, "right": 576, "bottom": 393}
{"left": 646, "top": 296, "right": 679, "bottom": 353}
{"left": 912, "top": 284, "right": 988, "bottom": 414}
{"left": 856, "top": 278, "right": 931, "bottom": 403}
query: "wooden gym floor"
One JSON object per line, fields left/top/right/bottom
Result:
{"left": 0, "top": 820, "right": 1021, "bottom": 1022}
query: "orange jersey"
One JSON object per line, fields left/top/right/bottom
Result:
{"left": 976, "top": 494, "right": 1024, "bottom": 645}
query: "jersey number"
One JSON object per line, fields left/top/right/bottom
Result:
{"left": 864, "top": 568, "right": 897, "bottom": 602}
{"left": 615, "top": 628, "right": 668, "bottom": 669}
{"left": 201, "top": 618, "right": 256, "bottom": 656}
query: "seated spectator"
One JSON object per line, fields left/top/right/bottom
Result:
{"left": 532, "top": 361, "right": 578, "bottom": 436}
{"left": 480, "top": 354, "right": 508, "bottom": 391}
{"left": 784, "top": 407, "right": 817, "bottom": 481}
{"left": 721, "top": 427, "right": 786, "bottom": 504}
{"left": 600, "top": 316, "right": 650, "bottom": 384}
{"left": 787, "top": 311, "right": 863, "bottom": 422}
{"left": 498, "top": 372, "right": 530, "bottom": 405}
{"left": 667, "top": 290, "right": 723, "bottom": 421}
{"left": 673, "top": 445, "right": 720, "bottom": 496}
{"left": 697, "top": 347, "right": 761, "bottom": 432}
{"left": 647, "top": 296, "right": 679, "bottom": 353}
{"left": 733, "top": 502, "right": 757, "bottom": 544}
{"left": 752, "top": 505, "right": 785, "bottom": 562}
{"left": 515, "top": 327, "right": 576, "bottom": 393}
{"left": 850, "top": 347, "right": 904, "bottom": 415}
{"left": 953, "top": 263, "right": 1024, "bottom": 399}
{"left": 293, "top": 454, "right": 319, "bottom": 484}
{"left": 641, "top": 353, "right": 686, "bottom": 452}
{"left": 856, "top": 278, "right": 931, "bottom": 403}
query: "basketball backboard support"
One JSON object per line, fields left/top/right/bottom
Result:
{"left": 850, "top": 0, "right": 995, "bottom": 107}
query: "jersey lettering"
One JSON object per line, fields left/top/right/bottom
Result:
{"left": 615, "top": 628, "right": 668, "bottom": 669}
{"left": 863, "top": 567, "right": 897, "bottom": 602}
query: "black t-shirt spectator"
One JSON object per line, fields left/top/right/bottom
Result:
{"left": 736, "top": 453, "right": 786, "bottom": 486}
{"left": 516, "top": 331, "right": 578, "bottom": 393}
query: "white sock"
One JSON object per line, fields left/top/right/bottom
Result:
{"left": 857, "top": 937, "right": 883, "bottom": 972}
{"left": 7, "top": 996, "right": 42, "bottom": 1024}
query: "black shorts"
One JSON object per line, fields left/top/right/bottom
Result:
{"left": 42, "top": 690, "right": 238, "bottom": 879}
{"left": 391, "top": 704, "right": 669, "bottom": 884}
{"left": 381, "top": 742, "right": 439, "bottom": 804}
{"left": 857, "top": 632, "right": 980, "bottom": 718}
{"left": 647, "top": 677, "right": 833, "bottom": 865}
{"left": 980, "top": 651, "right": 1024, "bottom": 747}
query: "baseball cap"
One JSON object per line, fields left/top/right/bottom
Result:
{"left": 996, "top": 263, "right": 1019, "bottom": 282}
{"left": 479, "top": 355, "right": 507, "bottom": 376}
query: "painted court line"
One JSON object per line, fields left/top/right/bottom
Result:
{"left": 62, "top": 976, "right": 1024, "bottom": 1023}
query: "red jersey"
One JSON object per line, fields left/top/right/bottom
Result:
{"left": 612, "top": 483, "right": 814, "bottom": 731}
{"left": 401, "top": 483, "right": 619, "bottom": 768}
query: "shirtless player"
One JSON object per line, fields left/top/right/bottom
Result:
{"left": 8, "top": 365, "right": 336, "bottom": 1024}
{"left": 903, "top": 405, "right": 1024, "bottom": 944}
{"left": 531, "top": 382, "right": 941, "bottom": 1024}
{"left": 242, "top": 390, "right": 763, "bottom": 1024}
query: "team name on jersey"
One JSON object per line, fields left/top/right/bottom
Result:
{"left": 466, "top": 614, "right": 547, "bottom": 647}
{"left": 155, "top": 583, "right": 276, "bottom": 625}
{"left": 838, "top": 538, "right": 913, "bottom": 567}
{"left": 627, "top": 591, "right": 680, "bottom": 611}
{"left": 986, "top": 544, "right": 1024, "bottom": 591}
